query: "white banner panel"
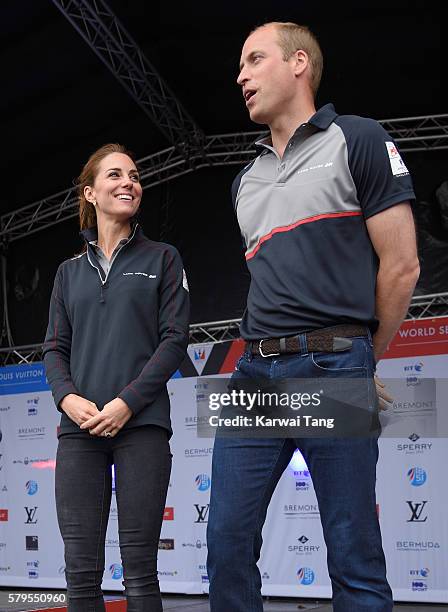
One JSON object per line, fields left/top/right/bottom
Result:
{"left": 0, "top": 317, "right": 447, "bottom": 603}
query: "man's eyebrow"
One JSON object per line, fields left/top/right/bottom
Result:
{"left": 239, "top": 50, "right": 263, "bottom": 71}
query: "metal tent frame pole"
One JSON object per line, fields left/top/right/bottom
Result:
{"left": 1, "top": 292, "right": 447, "bottom": 365}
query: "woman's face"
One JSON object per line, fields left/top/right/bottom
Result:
{"left": 85, "top": 152, "right": 142, "bottom": 221}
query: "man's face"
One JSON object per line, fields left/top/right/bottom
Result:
{"left": 237, "top": 25, "right": 297, "bottom": 125}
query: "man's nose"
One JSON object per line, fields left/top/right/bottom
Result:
{"left": 237, "top": 67, "right": 248, "bottom": 86}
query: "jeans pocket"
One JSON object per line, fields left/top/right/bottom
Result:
{"left": 235, "top": 353, "right": 249, "bottom": 371}
{"left": 310, "top": 338, "right": 368, "bottom": 372}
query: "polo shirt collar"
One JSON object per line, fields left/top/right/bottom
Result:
{"left": 308, "top": 103, "right": 338, "bottom": 130}
{"left": 255, "top": 103, "right": 338, "bottom": 150}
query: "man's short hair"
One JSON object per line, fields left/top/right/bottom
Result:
{"left": 254, "top": 22, "right": 323, "bottom": 96}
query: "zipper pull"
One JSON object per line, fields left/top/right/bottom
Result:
{"left": 100, "top": 284, "right": 105, "bottom": 303}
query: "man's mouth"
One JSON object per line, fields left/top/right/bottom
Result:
{"left": 244, "top": 89, "right": 257, "bottom": 105}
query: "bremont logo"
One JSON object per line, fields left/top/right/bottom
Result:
{"left": 123, "top": 272, "right": 157, "bottom": 278}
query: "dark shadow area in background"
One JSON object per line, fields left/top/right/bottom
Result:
{"left": 2, "top": 1, "right": 447, "bottom": 345}
{"left": 6, "top": 166, "right": 249, "bottom": 345}
{"left": 5, "top": 152, "right": 448, "bottom": 346}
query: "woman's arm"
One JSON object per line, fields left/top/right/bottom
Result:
{"left": 43, "top": 264, "right": 80, "bottom": 411}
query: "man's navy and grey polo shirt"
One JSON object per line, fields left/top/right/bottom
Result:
{"left": 232, "top": 103, "right": 415, "bottom": 340}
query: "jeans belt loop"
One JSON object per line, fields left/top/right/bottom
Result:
{"left": 298, "top": 332, "right": 308, "bottom": 356}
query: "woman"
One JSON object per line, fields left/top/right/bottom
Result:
{"left": 43, "top": 143, "right": 190, "bottom": 612}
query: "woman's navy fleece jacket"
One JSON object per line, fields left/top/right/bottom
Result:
{"left": 43, "top": 223, "right": 190, "bottom": 437}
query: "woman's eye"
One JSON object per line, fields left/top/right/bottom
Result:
{"left": 131, "top": 175, "right": 140, "bottom": 182}
{"left": 109, "top": 171, "right": 119, "bottom": 177}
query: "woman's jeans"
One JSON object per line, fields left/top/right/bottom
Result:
{"left": 56, "top": 425, "right": 171, "bottom": 612}
{"left": 207, "top": 334, "right": 393, "bottom": 612}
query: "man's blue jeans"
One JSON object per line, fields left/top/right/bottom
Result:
{"left": 207, "top": 333, "right": 393, "bottom": 612}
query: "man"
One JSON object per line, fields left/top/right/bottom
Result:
{"left": 206, "top": 22, "right": 419, "bottom": 612}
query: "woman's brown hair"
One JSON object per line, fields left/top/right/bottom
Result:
{"left": 77, "top": 143, "right": 138, "bottom": 230}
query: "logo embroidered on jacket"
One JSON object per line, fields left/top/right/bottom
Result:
{"left": 182, "top": 269, "right": 189, "bottom": 292}
{"left": 123, "top": 272, "right": 157, "bottom": 278}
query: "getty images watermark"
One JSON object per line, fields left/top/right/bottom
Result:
{"left": 195, "top": 377, "right": 447, "bottom": 439}
{"left": 207, "top": 388, "right": 333, "bottom": 430}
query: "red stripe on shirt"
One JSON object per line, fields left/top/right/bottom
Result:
{"left": 245, "top": 211, "right": 363, "bottom": 260}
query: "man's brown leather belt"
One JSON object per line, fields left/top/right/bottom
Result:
{"left": 245, "top": 324, "right": 368, "bottom": 357}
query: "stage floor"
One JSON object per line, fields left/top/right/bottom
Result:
{"left": 161, "top": 594, "right": 447, "bottom": 611}
{"left": 1, "top": 593, "right": 447, "bottom": 612}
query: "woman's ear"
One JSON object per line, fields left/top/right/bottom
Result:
{"left": 84, "top": 185, "right": 95, "bottom": 204}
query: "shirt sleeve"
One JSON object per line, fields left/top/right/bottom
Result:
{"left": 118, "top": 247, "right": 190, "bottom": 415}
{"left": 42, "top": 264, "right": 79, "bottom": 411}
{"left": 340, "top": 116, "right": 416, "bottom": 219}
{"left": 232, "top": 163, "right": 254, "bottom": 250}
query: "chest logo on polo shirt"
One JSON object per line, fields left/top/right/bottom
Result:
{"left": 297, "top": 161, "right": 333, "bottom": 175}
{"left": 385, "top": 141, "right": 409, "bottom": 177}
{"left": 123, "top": 272, "right": 157, "bottom": 278}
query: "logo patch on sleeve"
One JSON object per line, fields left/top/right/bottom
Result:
{"left": 182, "top": 269, "right": 189, "bottom": 292}
{"left": 385, "top": 141, "right": 409, "bottom": 177}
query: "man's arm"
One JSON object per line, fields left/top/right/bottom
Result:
{"left": 366, "top": 202, "right": 420, "bottom": 363}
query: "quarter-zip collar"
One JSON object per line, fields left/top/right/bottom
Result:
{"left": 80, "top": 220, "right": 140, "bottom": 245}
{"left": 82, "top": 222, "right": 140, "bottom": 303}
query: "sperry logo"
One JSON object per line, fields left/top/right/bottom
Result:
{"left": 123, "top": 272, "right": 157, "bottom": 278}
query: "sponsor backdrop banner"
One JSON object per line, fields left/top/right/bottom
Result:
{"left": 0, "top": 318, "right": 447, "bottom": 602}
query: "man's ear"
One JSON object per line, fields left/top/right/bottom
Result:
{"left": 293, "top": 49, "right": 309, "bottom": 78}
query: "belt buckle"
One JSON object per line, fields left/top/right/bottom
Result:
{"left": 258, "top": 339, "right": 280, "bottom": 358}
